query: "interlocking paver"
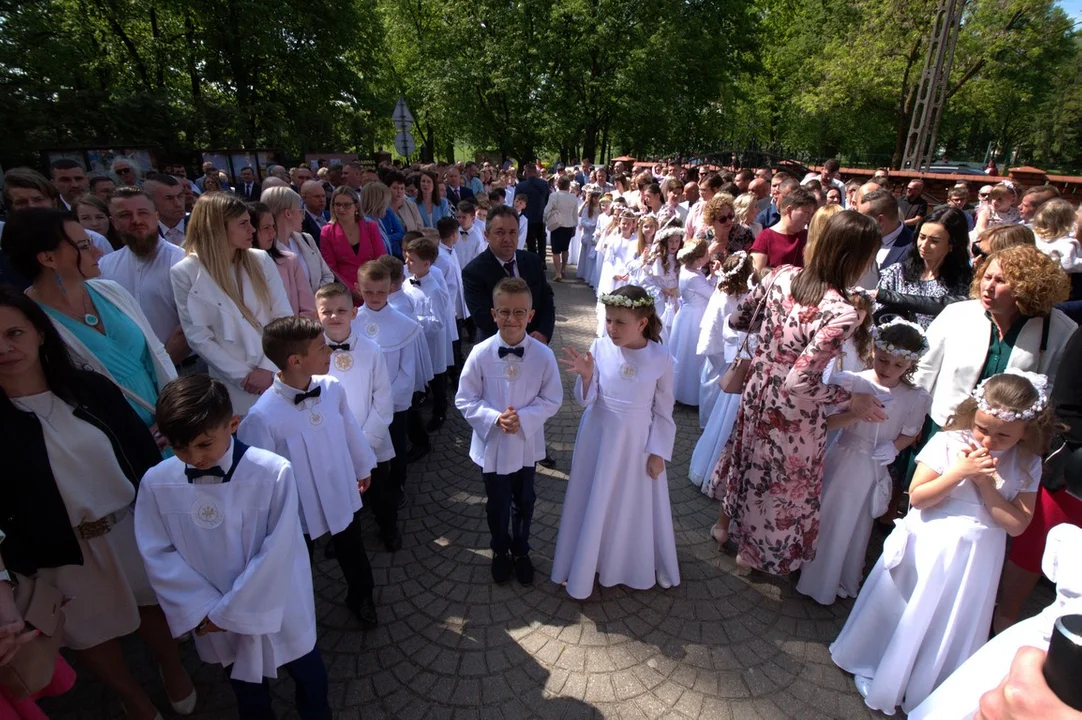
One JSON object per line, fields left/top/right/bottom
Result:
{"left": 41, "top": 269, "right": 1054, "bottom": 719}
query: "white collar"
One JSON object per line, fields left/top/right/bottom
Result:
{"left": 159, "top": 218, "right": 185, "bottom": 236}
{"left": 324, "top": 330, "right": 356, "bottom": 349}
{"left": 272, "top": 375, "right": 320, "bottom": 407}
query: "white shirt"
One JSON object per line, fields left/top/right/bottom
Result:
{"left": 454, "top": 334, "right": 563, "bottom": 474}
{"left": 159, "top": 218, "right": 186, "bottom": 246}
{"left": 325, "top": 332, "right": 396, "bottom": 463}
{"left": 352, "top": 304, "right": 424, "bottom": 410}
{"left": 238, "top": 376, "right": 375, "bottom": 538}
{"left": 435, "top": 243, "right": 469, "bottom": 320}
{"left": 99, "top": 239, "right": 185, "bottom": 345}
{"left": 405, "top": 270, "right": 454, "bottom": 373}
{"left": 135, "top": 440, "right": 316, "bottom": 683}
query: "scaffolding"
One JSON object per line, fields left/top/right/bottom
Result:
{"left": 901, "top": 0, "right": 966, "bottom": 170}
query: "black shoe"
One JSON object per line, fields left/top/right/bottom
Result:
{"left": 382, "top": 531, "right": 403, "bottom": 552}
{"left": 491, "top": 553, "right": 512, "bottom": 584}
{"left": 323, "top": 540, "right": 337, "bottom": 560}
{"left": 347, "top": 595, "right": 379, "bottom": 628}
{"left": 514, "top": 555, "right": 534, "bottom": 585}
{"left": 426, "top": 414, "right": 445, "bottom": 432}
{"left": 406, "top": 444, "right": 430, "bottom": 463}
{"left": 537, "top": 455, "right": 556, "bottom": 469}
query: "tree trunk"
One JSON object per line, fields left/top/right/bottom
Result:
{"left": 223, "top": 0, "right": 257, "bottom": 147}
{"left": 183, "top": 10, "right": 206, "bottom": 145}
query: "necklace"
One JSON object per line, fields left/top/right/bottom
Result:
{"left": 13, "top": 393, "right": 60, "bottom": 431}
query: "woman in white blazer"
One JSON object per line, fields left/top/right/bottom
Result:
{"left": 543, "top": 175, "right": 580, "bottom": 282}
{"left": 2, "top": 207, "right": 177, "bottom": 432}
{"left": 260, "top": 185, "right": 335, "bottom": 294}
{"left": 171, "top": 192, "right": 293, "bottom": 414}
{"left": 914, "top": 244, "right": 1075, "bottom": 431}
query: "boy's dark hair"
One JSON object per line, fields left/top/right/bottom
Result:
{"left": 487, "top": 204, "right": 518, "bottom": 226}
{"left": 513, "top": 193, "right": 528, "bottom": 206}
{"left": 488, "top": 188, "right": 505, "bottom": 204}
{"left": 404, "top": 236, "right": 439, "bottom": 262}
{"left": 780, "top": 187, "right": 817, "bottom": 212}
{"left": 358, "top": 259, "right": 390, "bottom": 283}
{"left": 436, "top": 216, "right": 459, "bottom": 240}
{"left": 457, "top": 200, "right": 476, "bottom": 216}
{"left": 402, "top": 229, "right": 426, "bottom": 247}
{"left": 156, "top": 375, "right": 234, "bottom": 449}
{"left": 493, "top": 277, "right": 532, "bottom": 306}
{"left": 376, "top": 254, "right": 405, "bottom": 283}
{"left": 262, "top": 316, "right": 324, "bottom": 370}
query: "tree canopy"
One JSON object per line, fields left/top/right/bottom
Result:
{"left": 0, "top": 0, "right": 1078, "bottom": 170}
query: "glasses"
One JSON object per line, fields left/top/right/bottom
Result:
{"left": 333, "top": 202, "right": 355, "bottom": 210}
{"left": 717, "top": 214, "right": 735, "bottom": 223}
{"left": 116, "top": 167, "right": 134, "bottom": 174}
{"left": 494, "top": 308, "right": 529, "bottom": 320}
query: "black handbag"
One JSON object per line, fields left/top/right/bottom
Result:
{"left": 1041, "top": 435, "right": 1082, "bottom": 501}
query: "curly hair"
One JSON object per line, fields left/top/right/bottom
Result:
{"left": 700, "top": 193, "right": 735, "bottom": 227}
{"left": 969, "top": 244, "right": 1070, "bottom": 316}
{"left": 605, "top": 285, "right": 663, "bottom": 343}
{"left": 945, "top": 372, "right": 1057, "bottom": 459}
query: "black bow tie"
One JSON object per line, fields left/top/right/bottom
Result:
{"left": 294, "top": 386, "right": 322, "bottom": 405}
{"left": 409, "top": 277, "right": 421, "bottom": 286}
{"left": 498, "top": 346, "right": 524, "bottom": 358}
{"left": 185, "top": 466, "right": 225, "bottom": 481}
{"left": 460, "top": 229, "right": 469, "bottom": 235}
{"left": 329, "top": 342, "right": 350, "bottom": 351}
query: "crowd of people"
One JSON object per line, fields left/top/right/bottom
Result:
{"left": 0, "top": 154, "right": 1081, "bottom": 719}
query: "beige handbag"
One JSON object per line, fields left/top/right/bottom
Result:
{"left": 718, "top": 274, "right": 777, "bottom": 394}
{"left": 0, "top": 577, "right": 66, "bottom": 699}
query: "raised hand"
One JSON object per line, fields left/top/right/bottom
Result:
{"left": 559, "top": 347, "right": 595, "bottom": 380}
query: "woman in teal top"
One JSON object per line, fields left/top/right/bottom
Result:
{"left": 2, "top": 207, "right": 176, "bottom": 442}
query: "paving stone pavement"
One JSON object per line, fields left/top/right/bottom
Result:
{"left": 43, "top": 268, "right": 1050, "bottom": 720}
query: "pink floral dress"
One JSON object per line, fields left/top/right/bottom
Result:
{"left": 706, "top": 266, "right": 857, "bottom": 575}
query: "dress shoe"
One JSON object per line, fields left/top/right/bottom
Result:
{"left": 537, "top": 455, "right": 556, "bottom": 469}
{"left": 347, "top": 595, "right": 379, "bottom": 628}
{"left": 426, "top": 414, "right": 445, "bottom": 432}
{"left": 382, "top": 531, "right": 403, "bottom": 552}
{"left": 492, "top": 553, "right": 512, "bottom": 584}
{"left": 514, "top": 555, "right": 534, "bottom": 585}
{"left": 406, "top": 444, "right": 430, "bottom": 464}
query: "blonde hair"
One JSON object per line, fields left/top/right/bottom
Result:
{"left": 361, "top": 182, "right": 392, "bottom": 219}
{"left": 732, "top": 192, "right": 757, "bottom": 225}
{"left": 185, "top": 192, "right": 273, "bottom": 329}
{"left": 260, "top": 186, "right": 302, "bottom": 218}
{"left": 804, "top": 204, "right": 844, "bottom": 266}
{"left": 1032, "top": 199, "right": 1076, "bottom": 241}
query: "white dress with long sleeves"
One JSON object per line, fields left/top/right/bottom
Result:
{"left": 695, "top": 291, "right": 739, "bottom": 427}
{"left": 170, "top": 250, "right": 293, "bottom": 414}
{"left": 640, "top": 255, "right": 680, "bottom": 344}
{"left": 908, "top": 522, "right": 1082, "bottom": 720}
{"left": 237, "top": 376, "right": 376, "bottom": 539}
{"left": 577, "top": 207, "right": 599, "bottom": 284}
{"left": 669, "top": 267, "right": 714, "bottom": 405}
{"left": 830, "top": 429, "right": 1042, "bottom": 715}
{"left": 135, "top": 440, "right": 316, "bottom": 683}
{"left": 795, "top": 375, "right": 930, "bottom": 605}
{"left": 589, "top": 215, "right": 613, "bottom": 291}
{"left": 689, "top": 299, "right": 755, "bottom": 489}
{"left": 550, "top": 338, "right": 679, "bottom": 599}
{"left": 454, "top": 334, "right": 563, "bottom": 475}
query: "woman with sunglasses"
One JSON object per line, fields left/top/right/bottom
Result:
{"left": 1, "top": 208, "right": 176, "bottom": 443}
{"left": 698, "top": 193, "right": 753, "bottom": 264}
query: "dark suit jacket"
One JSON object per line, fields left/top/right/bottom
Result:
{"left": 238, "top": 181, "right": 262, "bottom": 201}
{"left": 302, "top": 212, "right": 325, "bottom": 247}
{"left": 462, "top": 249, "right": 555, "bottom": 342}
{"left": 881, "top": 225, "right": 914, "bottom": 271}
{"left": 445, "top": 185, "right": 475, "bottom": 207}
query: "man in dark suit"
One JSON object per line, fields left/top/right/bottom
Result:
{"left": 443, "top": 166, "right": 475, "bottom": 207}
{"left": 462, "top": 204, "right": 557, "bottom": 466}
{"left": 463, "top": 205, "right": 555, "bottom": 342}
{"left": 237, "top": 166, "right": 261, "bottom": 201}
{"left": 299, "top": 180, "right": 328, "bottom": 245}
{"left": 857, "top": 188, "right": 914, "bottom": 278}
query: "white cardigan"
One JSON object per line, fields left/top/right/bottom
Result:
{"left": 288, "top": 231, "right": 335, "bottom": 293}
{"left": 914, "top": 299, "right": 1077, "bottom": 425}
{"left": 45, "top": 279, "right": 177, "bottom": 413}
{"left": 171, "top": 250, "right": 294, "bottom": 414}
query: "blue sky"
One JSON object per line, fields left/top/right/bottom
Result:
{"left": 1059, "top": 0, "right": 1082, "bottom": 21}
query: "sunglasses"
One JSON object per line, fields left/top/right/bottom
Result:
{"left": 718, "top": 214, "right": 734, "bottom": 223}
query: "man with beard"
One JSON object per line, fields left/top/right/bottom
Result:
{"left": 99, "top": 187, "right": 192, "bottom": 368}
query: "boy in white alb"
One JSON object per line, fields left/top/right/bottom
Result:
{"left": 455, "top": 278, "right": 563, "bottom": 585}
{"left": 436, "top": 217, "right": 469, "bottom": 374}
{"left": 236, "top": 316, "right": 380, "bottom": 627}
{"left": 314, "top": 282, "right": 396, "bottom": 543}
{"left": 354, "top": 262, "right": 427, "bottom": 545}
{"left": 514, "top": 194, "right": 529, "bottom": 250}
{"left": 136, "top": 375, "right": 330, "bottom": 718}
{"left": 454, "top": 200, "right": 486, "bottom": 266}
{"left": 404, "top": 235, "right": 455, "bottom": 431}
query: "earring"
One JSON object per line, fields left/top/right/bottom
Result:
{"left": 54, "top": 271, "right": 66, "bottom": 295}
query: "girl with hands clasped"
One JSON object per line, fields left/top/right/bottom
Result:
{"left": 831, "top": 370, "right": 1054, "bottom": 716}
{"left": 551, "top": 286, "right": 679, "bottom": 600}
{"left": 796, "top": 318, "right": 931, "bottom": 606}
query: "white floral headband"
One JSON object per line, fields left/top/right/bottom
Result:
{"left": 677, "top": 241, "right": 706, "bottom": 262}
{"left": 655, "top": 226, "right": 684, "bottom": 243}
{"left": 717, "top": 251, "right": 748, "bottom": 282}
{"left": 600, "top": 292, "right": 655, "bottom": 309}
{"left": 971, "top": 369, "right": 1049, "bottom": 422}
{"left": 871, "top": 317, "right": 929, "bottom": 362}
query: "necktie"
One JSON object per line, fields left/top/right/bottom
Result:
{"left": 294, "top": 386, "right": 322, "bottom": 405}
{"left": 498, "top": 346, "right": 524, "bottom": 358}
{"left": 185, "top": 466, "right": 225, "bottom": 481}
{"left": 409, "top": 277, "right": 421, "bottom": 286}
{"left": 329, "top": 342, "right": 350, "bottom": 351}
{"left": 246, "top": 183, "right": 251, "bottom": 196}
{"left": 503, "top": 260, "right": 515, "bottom": 277}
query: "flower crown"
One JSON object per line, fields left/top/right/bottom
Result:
{"left": 655, "top": 226, "right": 684, "bottom": 243}
{"left": 717, "top": 251, "right": 748, "bottom": 282}
{"left": 871, "top": 317, "right": 929, "bottom": 362}
{"left": 677, "top": 240, "right": 707, "bottom": 262}
{"left": 971, "top": 369, "right": 1049, "bottom": 422}
{"left": 600, "top": 292, "right": 655, "bottom": 309}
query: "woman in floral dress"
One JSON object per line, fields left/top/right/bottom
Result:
{"left": 706, "top": 211, "right": 884, "bottom": 575}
